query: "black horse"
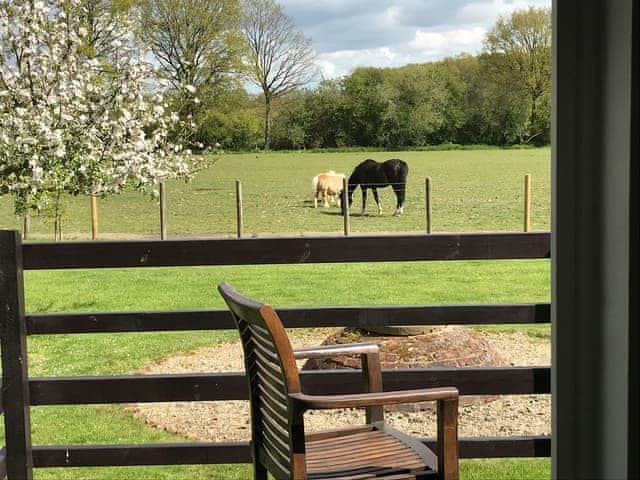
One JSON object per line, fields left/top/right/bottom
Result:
{"left": 343, "top": 158, "right": 409, "bottom": 216}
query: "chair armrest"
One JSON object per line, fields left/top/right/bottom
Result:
{"left": 293, "top": 342, "right": 384, "bottom": 423}
{"left": 291, "top": 388, "right": 460, "bottom": 480}
{"left": 289, "top": 387, "right": 459, "bottom": 410}
{"left": 293, "top": 342, "right": 379, "bottom": 359}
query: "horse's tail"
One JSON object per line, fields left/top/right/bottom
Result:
{"left": 311, "top": 174, "right": 319, "bottom": 198}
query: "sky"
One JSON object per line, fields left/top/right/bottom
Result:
{"left": 279, "top": 0, "right": 551, "bottom": 80}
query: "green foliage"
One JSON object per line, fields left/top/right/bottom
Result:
{"left": 195, "top": 86, "right": 262, "bottom": 149}
{"left": 483, "top": 7, "right": 552, "bottom": 145}
{"left": 267, "top": 42, "right": 551, "bottom": 149}
{"left": 261, "top": 7, "right": 552, "bottom": 150}
{"left": 138, "top": 0, "right": 245, "bottom": 91}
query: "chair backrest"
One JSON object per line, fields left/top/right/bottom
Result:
{"left": 218, "top": 282, "right": 305, "bottom": 479}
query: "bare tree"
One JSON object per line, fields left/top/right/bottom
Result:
{"left": 242, "top": 0, "right": 316, "bottom": 149}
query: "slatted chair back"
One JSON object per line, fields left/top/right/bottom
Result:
{"left": 218, "top": 282, "right": 306, "bottom": 479}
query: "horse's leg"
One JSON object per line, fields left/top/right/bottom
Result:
{"left": 372, "top": 188, "right": 382, "bottom": 215}
{"left": 361, "top": 188, "right": 367, "bottom": 215}
{"left": 322, "top": 189, "right": 329, "bottom": 208}
{"left": 392, "top": 183, "right": 406, "bottom": 216}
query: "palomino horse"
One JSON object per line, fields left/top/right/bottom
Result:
{"left": 311, "top": 171, "right": 346, "bottom": 208}
{"left": 344, "top": 159, "right": 409, "bottom": 216}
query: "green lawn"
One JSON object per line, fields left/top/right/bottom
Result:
{"left": 24, "top": 260, "right": 549, "bottom": 377}
{"left": 1, "top": 148, "right": 551, "bottom": 479}
{"left": 0, "top": 148, "right": 550, "bottom": 238}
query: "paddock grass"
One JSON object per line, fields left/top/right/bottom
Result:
{"left": 24, "top": 260, "right": 550, "bottom": 377}
{"left": 1, "top": 148, "right": 551, "bottom": 479}
{"left": 0, "top": 148, "right": 550, "bottom": 238}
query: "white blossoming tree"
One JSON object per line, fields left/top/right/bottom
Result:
{"left": 0, "top": 0, "right": 192, "bottom": 238}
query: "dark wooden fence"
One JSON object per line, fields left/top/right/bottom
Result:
{"left": 0, "top": 230, "right": 551, "bottom": 479}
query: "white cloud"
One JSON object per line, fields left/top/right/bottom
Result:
{"left": 317, "top": 48, "right": 416, "bottom": 79}
{"left": 456, "top": 0, "right": 552, "bottom": 24}
{"left": 409, "top": 27, "right": 485, "bottom": 55}
{"left": 280, "top": 1, "right": 551, "bottom": 80}
{"left": 317, "top": 25, "right": 487, "bottom": 79}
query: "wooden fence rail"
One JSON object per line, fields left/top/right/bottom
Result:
{"left": 21, "top": 232, "right": 550, "bottom": 269}
{"left": 25, "top": 303, "right": 550, "bottom": 334}
{"left": 25, "top": 366, "right": 549, "bottom": 405}
{"left": 1, "top": 230, "right": 551, "bottom": 478}
{"left": 28, "top": 436, "right": 551, "bottom": 468}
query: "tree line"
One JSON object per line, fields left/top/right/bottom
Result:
{"left": 191, "top": 6, "right": 552, "bottom": 150}
{"left": 131, "top": 1, "right": 551, "bottom": 151}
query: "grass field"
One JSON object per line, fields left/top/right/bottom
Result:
{"left": 1, "top": 148, "right": 551, "bottom": 479}
{"left": 0, "top": 148, "right": 550, "bottom": 238}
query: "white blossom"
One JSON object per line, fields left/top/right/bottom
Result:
{"left": 0, "top": 0, "right": 191, "bottom": 213}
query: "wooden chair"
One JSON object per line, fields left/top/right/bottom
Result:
{"left": 218, "top": 282, "right": 460, "bottom": 480}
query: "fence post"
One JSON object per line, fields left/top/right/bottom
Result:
{"left": 524, "top": 174, "right": 532, "bottom": 232}
{"left": 0, "top": 231, "right": 34, "bottom": 480}
{"left": 22, "top": 214, "right": 29, "bottom": 241}
{"left": 425, "top": 176, "right": 432, "bottom": 234}
{"left": 342, "top": 177, "right": 350, "bottom": 236}
{"left": 54, "top": 217, "right": 62, "bottom": 242}
{"left": 159, "top": 182, "right": 167, "bottom": 240}
{"left": 235, "top": 180, "right": 243, "bottom": 238}
{"left": 90, "top": 195, "right": 98, "bottom": 240}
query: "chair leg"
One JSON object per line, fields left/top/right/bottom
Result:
{"left": 437, "top": 398, "right": 459, "bottom": 480}
{"left": 254, "top": 461, "right": 268, "bottom": 480}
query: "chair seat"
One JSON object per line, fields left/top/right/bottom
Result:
{"left": 306, "top": 425, "right": 437, "bottom": 480}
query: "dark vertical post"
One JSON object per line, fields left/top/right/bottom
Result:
{"left": 342, "top": 177, "right": 349, "bottom": 236}
{"left": 425, "top": 176, "right": 432, "bottom": 234}
{"left": 554, "top": 0, "right": 638, "bottom": 477}
{"left": 235, "top": 180, "right": 243, "bottom": 238}
{"left": 159, "top": 182, "right": 167, "bottom": 240}
{"left": 0, "top": 231, "right": 33, "bottom": 479}
{"left": 524, "top": 174, "right": 532, "bottom": 232}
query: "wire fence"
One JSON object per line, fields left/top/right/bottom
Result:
{"left": 0, "top": 174, "right": 548, "bottom": 241}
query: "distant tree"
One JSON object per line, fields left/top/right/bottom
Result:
{"left": 270, "top": 90, "right": 311, "bottom": 149}
{"left": 241, "top": 0, "right": 317, "bottom": 150}
{"left": 484, "top": 6, "right": 552, "bottom": 144}
{"left": 137, "top": 0, "right": 244, "bottom": 107}
{"left": 342, "top": 68, "right": 387, "bottom": 146}
{"left": 304, "top": 80, "right": 349, "bottom": 148}
{"left": 196, "top": 86, "right": 262, "bottom": 149}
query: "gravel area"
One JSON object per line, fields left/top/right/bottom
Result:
{"left": 127, "top": 328, "right": 550, "bottom": 441}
